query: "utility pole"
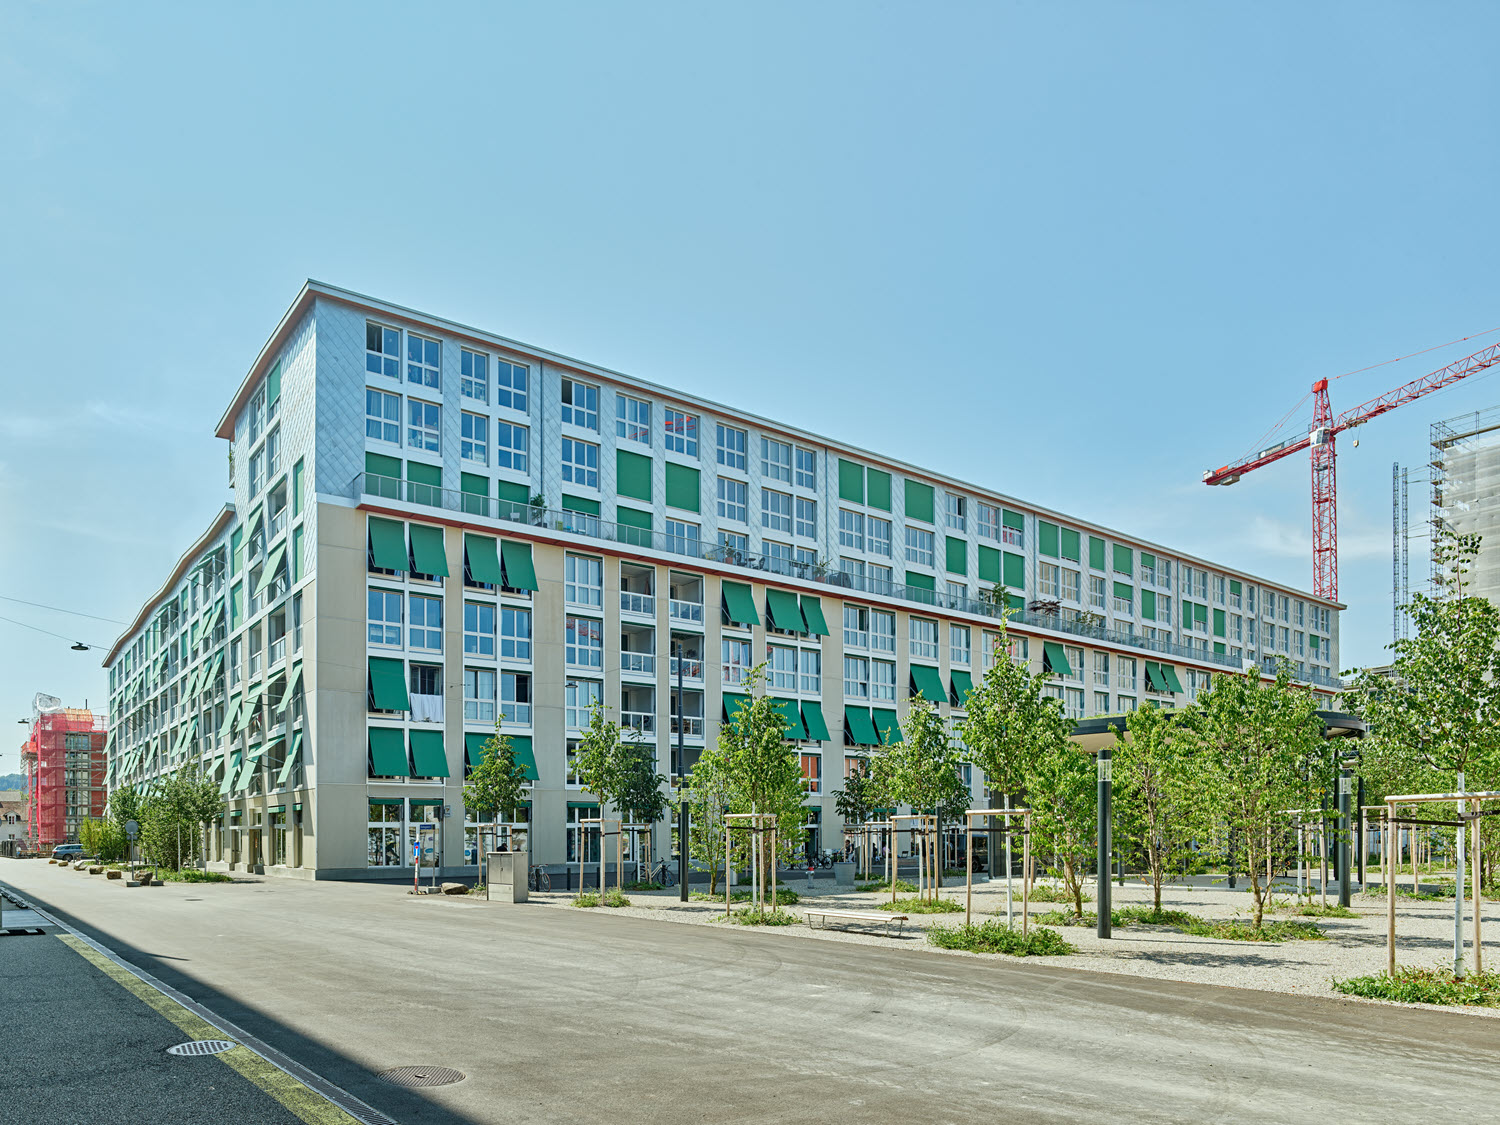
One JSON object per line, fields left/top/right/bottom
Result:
{"left": 676, "top": 643, "right": 688, "bottom": 903}
{"left": 1338, "top": 766, "right": 1352, "bottom": 907}
{"left": 1096, "top": 746, "right": 1112, "bottom": 939}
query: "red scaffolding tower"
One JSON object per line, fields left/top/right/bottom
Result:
{"left": 21, "top": 708, "right": 107, "bottom": 849}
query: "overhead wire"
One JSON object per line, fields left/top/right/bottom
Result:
{"left": 0, "top": 613, "right": 106, "bottom": 650}
{"left": 1330, "top": 325, "right": 1500, "bottom": 382}
{"left": 0, "top": 594, "right": 126, "bottom": 625}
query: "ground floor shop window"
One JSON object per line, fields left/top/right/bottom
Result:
{"left": 368, "top": 799, "right": 403, "bottom": 866}
{"left": 567, "top": 805, "right": 600, "bottom": 864}
{"left": 269, "top": 811, "right": 287, "bottom": 865}
{"left": 465, "top": 804, "right": 530, "bottom": 865}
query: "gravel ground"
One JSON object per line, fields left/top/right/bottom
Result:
{"left": 516, "top": 873, "right": 1500, "bottom": 1014}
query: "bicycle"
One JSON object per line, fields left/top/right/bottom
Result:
{"left": 528, "top": 865, "right": 551, "bottom": 892}
{"left": 648, "top": 859, "right": 675, "bottom": 887}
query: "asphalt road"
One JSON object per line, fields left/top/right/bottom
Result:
{"left": 5, "top": 860, "right": 1499, "bottom": 1125}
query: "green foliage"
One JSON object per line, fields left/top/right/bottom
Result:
{"left": 877, "top": 895, "right": 963, "bottom": 914}
{"left": 78, "top": 817, "right": 127, "bottom": 862}
{"left": 1333, "top": 965, "right": 1500, "bottom": 1007}
{"left": 130, "top": 768, "right": 223, "bottom": 870}
{"left": 624, "top": 881, "right": 664, "bottom": 891}
{"left": 1111, "top": 703, "right": 1195, "bottom": 912}
{"left": 573, "top": 890, "right": 631, "bottom": 908}
{"left": 1025, "top": 885, "right": 1090, "bottom": 903}
{"left": 1181, "top": 917, "right": 1325, "bottom": 942}
{"left": 926, "top": 921, "right": 1074, "bottom": 956}
{"left": 152, "top": 868, "right": 232, "bottom": 884}
{"left": 1280, "top": 902, "right": 1358, "bottom": 918}
{"left": 1025, "top": 725, "right": 1095, "bottom": 917}
{"left": 615, "top": 736, "right": 669, "bottom": 826}
{"left": 462, "top": 723, "right": 530, "bottom": 826}
{"left": 1035, "top": 905, "right": 1199, "bottom": 928}
{"left": 108, "top": 785, "right": 142, "bottom": 834}
{"left": 872, "top": 696, "right": 969, "bottom": 824}
{"left": 958, "top": 616, "right": 1057, "bottom": 796}
{"left": 857, "top": 878, "right": 917, "bottom": 893}
{"left": 600, "top": 889, "right": 631, "bottom": 907}
{"left": 696, "top": 887, "right": 800, "bottom": 904}
{"left": 724, "top": 907, "right": 799, "bottom": 926}
{"left": 832, "top": 757, "right": 883, "bottom": 827}
{"left": 572, "top": 892, "right": 601, "bottom": 907}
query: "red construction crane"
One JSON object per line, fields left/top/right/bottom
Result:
{"left": 1204, "top": 341, "right": 1500, "bottom": 602}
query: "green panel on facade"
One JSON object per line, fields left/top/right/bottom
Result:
{"left": 722, "top": 693, "right": 750, "bottom": 721}
{"left": 239, "top": 684, "right": 265, "bottom": 728}
{"left": 460, "top": 472, "right": 489, "bottom": 516}
{"left": 266, "top": 360, "right": 282, "bottom": 405}
{"left": 293, "top": 459, "right": 304, "bottom": 516}
{"left": 771, "top": 698, "right": 805, "bottom": 740}
{"left": 977, "top": 545, "right": 1001, "bottom": 584}
{"left": 844, "top": 706, "right": 878, "bottom": 746}
{"left": 1143, "top": 662, "right": 1165, "bottom": 692}
{"left": 1213, "top": 608, "right": 1226, "bottom": 637}
{"left": 1310, "top": 635, "right": 1319, "bottom": 651}
{"left": 365, "top": 452, "right": 402, "bottom": 499}
{"left": 905, "top": 571, "right": 936, "bottom": 592}
{"left": 1002, "top": 509, "right": 1025, "bottom": 531}
{"left": 409, "top": 730, "right": 449, "bottom": 778}
{"left": 219, "top": 697, "right": 240, "bottom": 741}
{"left": 1042, "top": 641, "right": 1072, "bottom": 677}
{"left": 1113, "top": 581, "right": 1132, "bottom": 601}
{"left": 368, "top": 728, "right": 410, "bottom": 777}
{"left": 234, "top": 754, "right": 258, "bottom": 794}
{"left": 292, "top": 526, "right": 304, "bottom": 582}
{"left": 1230, "top": 579, "right": 1242, "bottom": 596}
{"left": 766, "top": 588, "right": 805, "bottom": 632}
{"left": 407, "top": 460, "right": 441, "bottom": 506}
{"left": 1141, "top": 589, "right": 1156, "bottom": 620}
{"left": 615, "top": 505, "right": 652, "bottom": 548}
{"left": 904, "top": 480, "right": 935, "bottom": 524}
{"left": 721, "top": 580, "right": 760, "bottom": 626}
{"left": 665, "top": 463, "right": 700, "bottom": 511}
{"left": 408, "top": 524, "right": 448, "bottom": 577}
{"left": 1214, "top": 642, "right": 1226, "bottom": 654}
{"left": 1182, "top": 600, "right": 1193, "bottom": 628}
{"left": 838, "top": 459, "right": 864, "bottom": 504}
{"left": 945, "top": 536, "right": 968, "bottom": 575}
{"left": 910, "top": 663, "right": 946, "bottom": 704}
{"left": 219, "top": 752, "right": 241, "bottom": 795}
{"left": 1160, "top": 665, "right": 1184, "bottom": 693}
{"left": 465, "top": 534, "right": 504, "bottom": 585}
{"left": 801, "top": 702, "right": 831, "bottom": 742}
{"left": 231, "top": 582, "right": 243, "bottom": 628}
{"left": 496, "top": 480, "right": 530, "bottom": 517}
{"left": 799, "top": 595, "right": 830, "bottom": 636}
{"left": 1140, "top": 551, "right": 1155, "bottom": 570}
{"left": 368, "top": 656, "right": 410, "bottom": 711}
{"left": 1038, "top": 521, "right": 1059, "bottom": 558}
{"left": 230, "top": 527, "right": 244, "bottom": 576}
{"left": 562, "top": 494, "right": 601, "bottom": 516}
{"left": 866, "top": 468, "right": 891, "bottom": 511}
{"left": 369, "top": 517, "right": 409, "bottom": 572}
{"left": 950, "top": 669, "right": 974, "bottom": 704}
{"left": 616, "top": 450, "right": 652, "bottom": 502}
{"left": 1060, "top": 528, "right": 1081, "bottom": 562}
{"left": 500, "top": 541, "right": 539, "bottom": 591}
{"left": 1006, "top": 593, "right": 1026, "bottom": 612}
{"left": 1002, "top": 551, "right": 1025, "bottom": 590}
{"left": 870, "top": 708, "right": 902, "bottom": 745}
{"left": 1194, "top": 602, "right": 1208, "bottom": 625}
{"left": 1113, "top": 544, "right": 1134, "bottom": 575}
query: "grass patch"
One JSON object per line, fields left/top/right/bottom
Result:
{"left": 1333, "top": 965, "right": 1500, "bottom": 1007}
{"left": 572, "top": 892, "right": 601, "bottom": 907}
{"left": 1183, "top": 917, "right": 1325, "bottom": 942}
{"left": 152, "top": 868, "right": 233, "bottom": 884}
{"left": 1279, "top": 902, "right": 1358, "bottom": 918}
{"left": 1025, "top": 885, "right": 1090, "bottom": 904}
{"left": 1119, "top": 906, "right": 1199, "bottom": 927}
{"left": 927, "top": 920, "right": 1074, "bottom": 957}
{"left": 572, "top": 890, "right": 633, "bottom": 908}
{"left": 1359, "top": 885, "right": 1453, "bottom": 902}
{"left": 877, "top": 895, "right": 963, "bottom": 914}
{"left": 624, "top": 881, "right": 664, "bottom": 891}
{"left": 719, "top": 907, "right": 800, "bottom": 926}
{"left": 856, "top": 879, "right": 917, "bottom": 894}
{"left": 691, "top": 888, "right": 800, "bottom": 904}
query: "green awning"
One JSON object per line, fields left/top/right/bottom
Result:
{"left": 799, "top": 595, "right": 830, "bottom": 636}
{"left": 278, "top": 662, "right": 303, "bottom": 716}
{"left": 721, "top": 581, "right": 759, "bottom": 627}
{"left": 562, "top": 494, "right": 601, "bottom": 516}
{"left": 368, "top": 517, "right": 410, "bottom": 571}
{"left": 239, "top": 683, "right": 266, "bottom": 728}
{"left": 1042, "top": 641, "right": 1072, "bottom": 677}
{"left": 465, "top": 534, "right": 504, "bottom": 585}
{"left": 771, "top": 698, "right": 805, "bottom": 740}
{"left": 509, "top": 735, "right": 537, "bottom": 781}
{"left": 801, "top": 702, "right": 831, "bottom": 741}
{"left": 1144, "top": 662, "right": 1166, "bottom": 692}
{"left": 765, "top": 589, "right": 804, "bottom": 633}
{"left": 368, "top": 728, "right": 411, "bottom": 776}
{"left": 567, "top": 802, "right": 600, "bottom": 810}
{"left": 219, "top": 752, "right": 241, "bottom": 795}
{"left": 1229, "top": 579, "right": 1242, "bottom": 596}
{"left": 233, "top": 754, "right": 258, "bottom": 793}
{"left": 409, "top": 524, "right": 449, "bottom": 577}
{"left": 501, "top": 541, "right": 538, "bottom": 590}
{"left": 183, "top": 666, "right": 202, "bottom": 701}
{"left": 275, "top": 732, "right": 303, "bottom": 787}
{"left": 1159, "top": 665, "right": 1184, "bottom": 693}
{"left": 254, "top": 542, "right": 288, "bottom": 595}
{"left": 368, "top": 657, "right": 410, "bottom": 711}
{"left": 267, "top": 805, "right": 285, "bottom": 815}
{"left": 950, "top": 669, "right": 974, "bottom": 704}
{"left": 369, "top": 797, "right": 405, "bottom": 807}
{"left": 722, "top": 692, "right": 750, "bottom": 722}
{"left": 409, "top": 730, "right": 449, "bottom": 778}
{"left": 219, "top": 696, "right": 241, "bottom": 741}
{"left": 844, "top": 706, "right": 878, "bottom": 746}
{"left": 871, "top": 708, "right": 902, "bottom": 745}
{"left": 910, "top": 664, "right": 946, "bottom": 704}
{"left": 1114, "top": 581, "right": 1132, "bottom": 602}
{"left": 247, "top": 735, "right": 281, "bottom": 763}
{"left": 464, "top": 732, "right": 490, "bottom": 771}
{"left": 1002, "top": 509, "right": 1025, "bottom": 531}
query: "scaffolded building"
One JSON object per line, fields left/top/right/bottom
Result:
{"left": 1431, "top": 405, "right": 1500, "bottom": 605}
{"left": 21, "top": 706, "right": 107, "bottom": 849}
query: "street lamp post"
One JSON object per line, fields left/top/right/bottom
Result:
{"left": 1096, "top": 746, "right": 1112, "bottom": 939}
{"left": 675, "top": 643, "right": 689, "bottom": 903}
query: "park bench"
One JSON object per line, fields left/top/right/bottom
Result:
{"left": 803, "top": 908, "right": 909, "bottom": 937}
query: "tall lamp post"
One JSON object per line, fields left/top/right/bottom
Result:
{"left": 1096, "top": 746, "right": 1112, "bottom": 939}
{"left": 675, "top": 642, "right": 689, "bottom": 903}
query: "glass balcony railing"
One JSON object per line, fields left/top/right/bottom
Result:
{"left": 622, "top": 710, "right": 655, "bottom": 734}
{"left": 620, "top": 651, "right": 656, "bottom": 676}
{"left": 620, "top": 591, "right": 655, "bottom": 616}
{"left": 669, "top": 656, "right": 704, "bottom": 681}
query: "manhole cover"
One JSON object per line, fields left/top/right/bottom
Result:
{"left": 167, "top": 1039, "right": 237, "bottom": 1057}
{"left": 378, "top": 1065, "right": 466, "bottom": 1088}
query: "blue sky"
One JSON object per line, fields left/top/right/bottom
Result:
{"left": 5, "top": 2, "right": 1500, "bottom": 775}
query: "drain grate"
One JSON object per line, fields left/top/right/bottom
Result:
{"left": 379, "top": 1065, "right": 466, "bottom": 1088}
{"left": 167, "top": 1039, "right": 238, "bottom": 1057}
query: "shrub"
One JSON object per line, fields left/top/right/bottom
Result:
{"left": 692, "top": 888, "right": 800, "bottom": 904}
{"left": 1026, "top": 885, "right": 1091, "bottom": 904}
{"left": 624, "top": 881, "right": 664, "bottom": 891}
{"left": 1333, "top": 965, "right": 1500, "bottom": 1007}
{"left": 877, "top": 895, "right": 963, "bottom": 914}
{"left": 600, "top": 890, "right": 632, "bottom": 908}
{"left": 1280, "top": 902, "right": 1358, "bottom": 918}
{"left": 857, "top": 879, "right": 917, "bottom": 894}
{"left": 154, "top": 869, "right": 232, "bottom": 884}
{"left": 573, "top": 892, "right": 601, "bottom": 908}
{"left": 724, "top": 907, "right": 799, "bottom": 926}
{"left": 927, "top": 921, "right": 1074, "bottom": 956}
{"left": 1183, "top": 917, "right": 1324, "bottom": 942}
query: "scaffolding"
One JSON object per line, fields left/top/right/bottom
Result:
{"left": 1430, "top": 404, "right": 1500, "bottom": 603}
{"left": 20, "top": 705, "right": 107, "bottom": 849}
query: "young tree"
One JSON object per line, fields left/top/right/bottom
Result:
{"left": 1111, "top": 703, "right": 1195, "bottom": 912}
{"left": 718, "top": 666, "right": 806, "bottom": 893}
{"left": 832, "top": 758, "right": 885, "bottom": 872}
{"left": 960, "top": 622, "right": 1061, "bottom": 801}
{"left": 615, "top": 734, "right": 669, "bottom": 867}
{"left": 462, "top": 723, "right": 530, "bottom": 881}
{"left": 139, "top": 768, "right": 222, "bottom": 870}
{"left": 676, "top": 743, "right": 732, "bottom": 894}
{"left": 872, "top": 699, "right": 969, "bottom": 897}
{"left": 1024, "top": 721, "right": 1095, "bottom": 917}
{"left": 574, "top": 700, "right": 623, "bottom": 811}
{"left": 1183, "top": 663, "right": 1325, "bottom": 930}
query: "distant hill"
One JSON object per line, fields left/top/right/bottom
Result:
{"left": 0, "top": 772, "right": 25, "bottom": 791}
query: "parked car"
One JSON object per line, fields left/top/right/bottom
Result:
{"left": 52, "top": 843, "right": 84, "bottom": 861}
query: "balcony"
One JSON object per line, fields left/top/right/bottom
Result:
{"left": 669, "top": 600, "right": 703, "bottom": 625}
{"left": 620, "top": 591, "right": 655, "bottom": 617}
{"left": 620, "top": 651, "right": 656, "bottom": 677}
{"left": 622, "top": 710, "right": 656, "bottom": 734}
{"left": 670, "top": 715, "right": 704, "bottom": 739}
{"left": 669, "top": 656, "right": 704, "bottom": 683}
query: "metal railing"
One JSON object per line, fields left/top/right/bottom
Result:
{"left": 621, "top": 710, "right": 655, "bottom": 733}
{"left": 620, "top": 591, "right": 655, "bottom": 616}
{"left": 668, "top": 599, "right": 703, "bottom": 624}
{"left": 620, "top": 651, "right": 656, "bottom": 675}
{"left": 669, "top": 656, "right": 704, "bottom": 681}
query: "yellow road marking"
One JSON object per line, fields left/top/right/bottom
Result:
{"left": 59, "top": 934, "right": 362, "bottom": 1125}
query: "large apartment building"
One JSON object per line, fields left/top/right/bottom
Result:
{"left": 102, "top": 281, "right": 1342, "bottom": 879}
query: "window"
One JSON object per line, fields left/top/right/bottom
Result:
{"left": 870, "top": 610, "right": 896, "bottom": 653}
{"left": 762, "top": 437, "right": 792, "bottom": 482}
{"left": 368, "top": 589, "right": 402, "bottom": 645}
{"left": 1296, "top": 600, "right": 1305, "bottom": 627}
{"left": 976, "top": 503, "right": 997, "bottom": 539}
{"left": 1039, "top": 562, "right": 1060, "bottom": 598}
{"left": 1089, "top": 575, "right": 1106, "bottom": 609}
{"left": 1113, "top": 586, "right": 1132, "bottom": 616}
{"left": 766, "top": 540, "right": 793, "bottom": 574}
{"left": 801, "top": 754, "right": 822, "bottom": 794}
{"left": 495, "top": 422, "right": 529, "bottom": 472}
{"left": 839, "top": 509, "right": 865, "bottom": 550}
{"left": 1295, "top": 631, "right": 1305, "bottom": 656}
{"left": 409, "top": 595, "right": 442, "bottom": 651}
{"left": 561, "top": 378, "right": 599, "bottom": 430}
{"left": 1064, "top": 687, "right": 1084, "bottom": 719}
{"left": 794, "top": 497, "right": 817, "bottom": 539}
{"left": 794, "top": 447, "right": 816, "bottom": 489}
{"left": 501, "top": 671, "right": 531, "bottom": 724}
{"left": 1229, "top": 584, "right": 1242, "bottom": 610}
{"left": 1246, "top": 618, "right": 1257, "bottom": 645}
{"left": 762, "top": 489, "right": 792, "bottom": 533}
{"left": 715, "top": 424, "right": 746, "bottom": 470}
{"left": 800, "top": 649, "right": 821, "bottom": 694}
{"left": 1196, "top": 571, "right": 1209, "bottom": 601}
{"left": 1232, "top": 615, "right": 1243, "bottom": 642}
{"left": 464, "top": 602, "right": 495, "bottom": 657}
{"left": 564, "top": 554, "right": 604, "bottom": 607}
{"left": 497, "top": 360, "right": 529, "bottom": 412}
{"left": 561, "top": 437, "right": 599, "bottom": 488}
{"left": 1140, "top": 557, "right": 1156, "bottom": 586}
{"left": 1093, "top": 651, "right": 1109, "bottom": 687}
{"left": 1158, "top": 594, "right": 1172, "bottom": 623}
{"left": 407, "top": 399, "right": 440, "bottom": 452}
{"left": 844, "top": 656, "right": 869, "bottom": 700}
{"left": 460, "top": 349, "right": 488, "bottom": 403}
{"left": 406, "top": 334, "right": 440, "bottom": 389}
{"left": 1116, "top": 657, "right": 1137, "bottom": 691}
{"left": 249, "top": 448, "right": 264, "bottom": 497}
{"left": 796, "top": 545, "right": 818, "bottom": 570}
{"left": 565, "top": 679, "right": 602, "bottom": 730}
{"left": 717, "top": 477, "right": 747, "bottom": 522}
{"left": 464, "top": 668, "right": 496, "bottom": 722}
{"left": 263, "top": 426, "right": 281, "bottom": 480}
{"left": 910, "top": 618, "right": 938, "bottom": 660}
{"left": 662, "top": 408, "right": 698, "bottom": 456}
{"left": 719, "top": 530, "right": 749, "bottom": 555}
{"left": 1064, "top": 646, "right": 1083, "bottom": 683}
{"left": 1062, "top": 568, "right": 1081, "bottom": 602}
{"left": 722, "top": 638, "right": 752, "bottom": 685}
{"left": 665, "top": 519, "right": 699, "bottom": 553}
{"left": 461, "top": 412, "right": 488, "bottom": 464}
{"left": 500, "top": 606, "right": 532, "bottom": 660}
{"left": 1002, "top": 519, "right": 1023, "bottom": 549}
{"left": 768, "top": 645, "right": 797, "bottom": 691}
{"left": 1094, "top": 691, "right": 1110, "bottom": 714}
{"left": 617, "top": 395, "right": 651, "bottom": 444}
{"left": 1214, "top": 576, "right": 1227, "bottom": 604}
{"left": 566, "top": 616, "right": 604, "bottom": 668}
{"left": 368, "top": 799, "right": 402, "bottom": 865}
{"left": 860, "top": 659, "right": 891, "bottom": 702}
{"left": 946, "top": 493, "right": 966, "bottom": 531}
{"left": 844, "top": 606, "right": 869, "bottom": 649}
{"left": 951, "top": 624, "right": 971, "bottom": 665}
{"left": 868, "top": 517, "right": 892, "bottom": 557}
{"left": 366, "top": 389, "right": 401, "bottom": 444}
{"left": 905, "top": 527, "right": 935, "bottom": 567}
{"left": 366, "top": 322, "right": 400, "bottom": 379}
